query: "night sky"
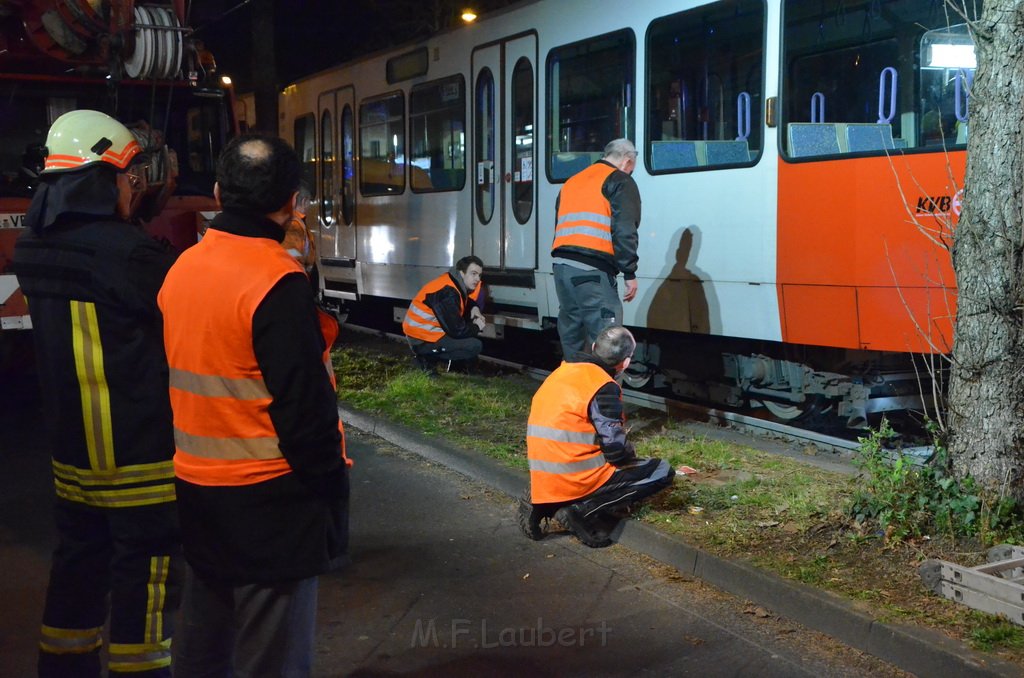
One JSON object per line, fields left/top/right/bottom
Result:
{"left": 189, "top": 0, "right": 520, "bottom": 93}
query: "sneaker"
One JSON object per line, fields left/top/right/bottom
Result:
{"left": 555, "top": 505, "right": 613, "bottom": 548}
{"left": 517, "top": 492, "right": 545, "bottom": 541}
{"left": 412, "top": 354, "right": 437, "bottom": 377}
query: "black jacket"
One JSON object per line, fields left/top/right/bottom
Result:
{"left": 571, "top": 352, "right": 637, "bottom": 466}
{"left": 14, "top": 182, "right": 178, "bottom": 508}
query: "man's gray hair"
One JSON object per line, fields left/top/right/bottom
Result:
{"left": 593, "top": 325, "right": 636, "bottom": 365}
{"left": 603, "top": 138, "right": 638, "bottom": 161}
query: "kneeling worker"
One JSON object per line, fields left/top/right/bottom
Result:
{"left": 521, "top": 325, "right": 674, "bottom": 547}
{"left": 403, "top": 255, "right": 486, "bottom": 372}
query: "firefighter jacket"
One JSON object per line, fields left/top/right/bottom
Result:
{"left": 158, "top": 210, "right": 348, "bottom": 583}
{"left": 552, "top": 160, "right": 640, "bottom": 280}
{"left": 14, "top": 211, "right": 177, "bottom": 509}
{"left": 403, "top": 269, "right": 481, "bottom": 343}
{"left": 527, "top": 359, "right": 623, "bottom": 504}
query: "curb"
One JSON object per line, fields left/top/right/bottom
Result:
{"left": 339, "top": 404, "right": 1021, "bottom": 677}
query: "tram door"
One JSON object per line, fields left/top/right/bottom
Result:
{"left": 471, "top": 35, "right": 537, "bottom": 271}
{"left": 317, "top": 87, "right": 357, "bottom": 264}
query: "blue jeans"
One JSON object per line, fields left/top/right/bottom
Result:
{"left": 173, "top": 566, "right": 318, "bottom": 678}
{"left": 553, "top": 263, "right": 622, "bottom": 358}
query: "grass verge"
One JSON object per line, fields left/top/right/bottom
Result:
{"left": 333, "top": 338, "right": 1024, "bottom": 666}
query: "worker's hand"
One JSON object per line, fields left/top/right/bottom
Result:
{"left": 623, "top": 278, "right": 638, "bottom": 302}
{"left": 473, "top": 315, "right": 486, "bottom": 331}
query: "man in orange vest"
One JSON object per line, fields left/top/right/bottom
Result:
{"left": 158, "top": 134, "right": 348, "bottom": 676}
{"left": 552, "top": 138, "right": 640, "bottom": 359}
{"left": 521, "top": 326, "right": 674, "bottom": 547}
{"left": 402, "top": 255, "right": 487, "bottom": 374}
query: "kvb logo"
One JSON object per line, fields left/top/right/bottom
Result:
{"left": 915, "top": 188, "right": 964, "bottom": 218}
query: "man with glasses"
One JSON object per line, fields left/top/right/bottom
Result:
{"left": 519, "top": 326, "right": 674, "bottom": 548}
{"left": 551, "top": 138, "right": 641, "bottom": 359}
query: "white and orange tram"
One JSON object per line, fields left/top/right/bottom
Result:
{"left": 278, "top": 0, "right": 976, "bottom": 428}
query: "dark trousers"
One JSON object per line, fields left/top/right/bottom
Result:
{"left": 553, "top": 263, "right": 623, "bottom": 358}
{"left": 411, "top": 335, "right": 483, "bottom": 363}
{"left": 38, "top": 501, "right": 182, "bottom": 678}
{"left": 533, "top": 458, "right": 676, "bottom": 519}
{"left": 173, "top": 566, "right": 319, "bottom": 678}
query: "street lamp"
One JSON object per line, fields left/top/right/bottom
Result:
{"left": 461, "top": 9, "right": 477, "bottom": 23}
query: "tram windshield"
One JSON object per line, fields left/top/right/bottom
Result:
{"left": 782, "top": 0, "right": 981, "bottom": 159}
{"left": 0, "top": 79, "right": 231, "bottom": 198}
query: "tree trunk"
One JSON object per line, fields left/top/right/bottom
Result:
{"left": 948, "top": 1, "right": 1024, "bottom": 500}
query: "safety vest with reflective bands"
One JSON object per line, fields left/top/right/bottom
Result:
{"left": 159, "top": 228, "right": 311, "bottom": 486}
{"left": 527, "top": 361, "right": 618, "bottom": 503}
{"left": 552, "top": 162, "right": 616, "bottom": 258}
{"left": 403, "top": 272, "right": 468, "bottom": 342}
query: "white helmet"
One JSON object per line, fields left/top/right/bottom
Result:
{"left": 42, "top": 110, "right": 142, "bottom": 174}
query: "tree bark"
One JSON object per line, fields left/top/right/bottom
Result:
{"left": 948, "top": 0, "right": 1024, "bottom": 500}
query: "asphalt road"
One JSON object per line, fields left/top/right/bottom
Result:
{"left": 0, "top": 380, "right": 907, "bottom": 677}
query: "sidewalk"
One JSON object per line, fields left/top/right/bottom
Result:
{"left": 339, "top": 403, "right": 1022, "bottom": 678}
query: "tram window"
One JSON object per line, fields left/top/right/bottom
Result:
{"left": 547, "top": 29, "right": 635, "bottom": 182}
{"left": 475, "top": 68, "right": 496, "bottom": 223}
{"left": 511, "top": 57, "right": 534, "bottom": 224}
{"left": 320, "top": 109, "right": 335, "bottom": 225}
{"left": 359, "top": 93, "right": 406, "bottom": 196}
{"left": 410, "top": 75, "right": 466, "bottom": 193}
{"left": 782, "top": 0, "right": 981, "bottom": 160}
{"left": 294, "top": 114, "right": 316, "bottom": 205}
{"left": 340, "top": 105, "right": 355, "bottom": 226}
{"left": 646, "top": 0, "right": 763, "bottom": 173}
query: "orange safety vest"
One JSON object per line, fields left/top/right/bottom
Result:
{"left": 403, "top": 273, "right": 466, "bottom": 343}
{"left": 527, "top": 361, "right": 618, "bottom": 503}
{"left": 552, "top": 162, "right": 616, "bottom": 257}
{"left": 159, "top": 228, "right": 330, "bottom": 486}
{"left": 316, "top": 305, "right": 352, "bottom": 467}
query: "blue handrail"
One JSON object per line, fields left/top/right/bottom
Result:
{"left": 877, "top": 67, "right": 897, "bottom": 123}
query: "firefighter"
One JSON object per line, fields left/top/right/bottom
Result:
{"left": 402, "top": 255, "right": 487, "bottom": 374}
{"left": 13, "top": 110, "right": 180, "bottom": 676}
{"left": 159, "top": 134, "right": 349, "bottom": 676}
{"left": 520, "top": 325, "right": 675, "bottom": 547}
{"left": 552, "top": 138, "right": 641, "bottom": 359}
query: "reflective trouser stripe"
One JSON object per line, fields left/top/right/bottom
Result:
{"left": 108, "top": 639, "right": 172, "bottom": 672}
{"left": 145, "top": 556, "right": 170, "bottom": 646}
{"left": 40, "top": 625, "right": 103, "bottom": 654}
{"left": 71, "top": 300, "right": 115, "bottom": 472}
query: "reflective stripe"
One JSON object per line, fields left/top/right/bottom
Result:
{"left": 553, "top": 225, "right": 612, "bottom": 241}
{"left": 53, "top": 480, "right": 176, "bottom": 508}
{"left": 529, "top": 455, "right": 608, "bottom": 474}
{"left": 169, "top": 368, "right": 271, "bottom": 401}
{"left": 40, "top": 625, "right": 103, "bottom": 654}
{"left": 52, "top": 459, "right": 174, "bottom": 486}
{"left": 70, "top": 300, "right": 115, "bottom": 472}
{"left": 404, "top": 316, "right": 444, "bottom": 335}
{"left": 174, "top": 427, "right": 282, "bottom": 460}
{"left": 145, "top": 556, "right": 170, "bottom": 645}
{"left": 109, "top": 639, "right": 172, "bottom": 672}
{"left": 527, "top": 424, "right": 597, "bottom": 445}
{"left": 557, "top": 211, "right": 612, "bottom": 227}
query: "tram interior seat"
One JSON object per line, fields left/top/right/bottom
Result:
{"left": 552, "top": 152, "right": 599, "bottom": 179}
{"left": 843, "top": 123, "right": 895, "bottom": 153}
{"left": 651, "top": 141, "right": 699, "bottom": 170}
{"left": 787, "top": 123, "right": 841, "bottom": 157}
{"left": 650, "top": 140, "right": 750, "bottom": 170}
{"left": 703, "top": 140, "right": 750, "bottom": 165}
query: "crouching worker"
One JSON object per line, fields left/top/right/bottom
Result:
{"left": 402, "top": 255, "right": 486, "bottom": 374}
{"left": 520, "top": 325, "right": 674, "bottom": 547}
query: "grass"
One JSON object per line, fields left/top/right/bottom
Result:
{"left": 332, "top": 338, "right": 1024, "bottom": 663}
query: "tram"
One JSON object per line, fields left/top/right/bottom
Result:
{"left": 277, "top": 0, "right": 978, "bottom": 429}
